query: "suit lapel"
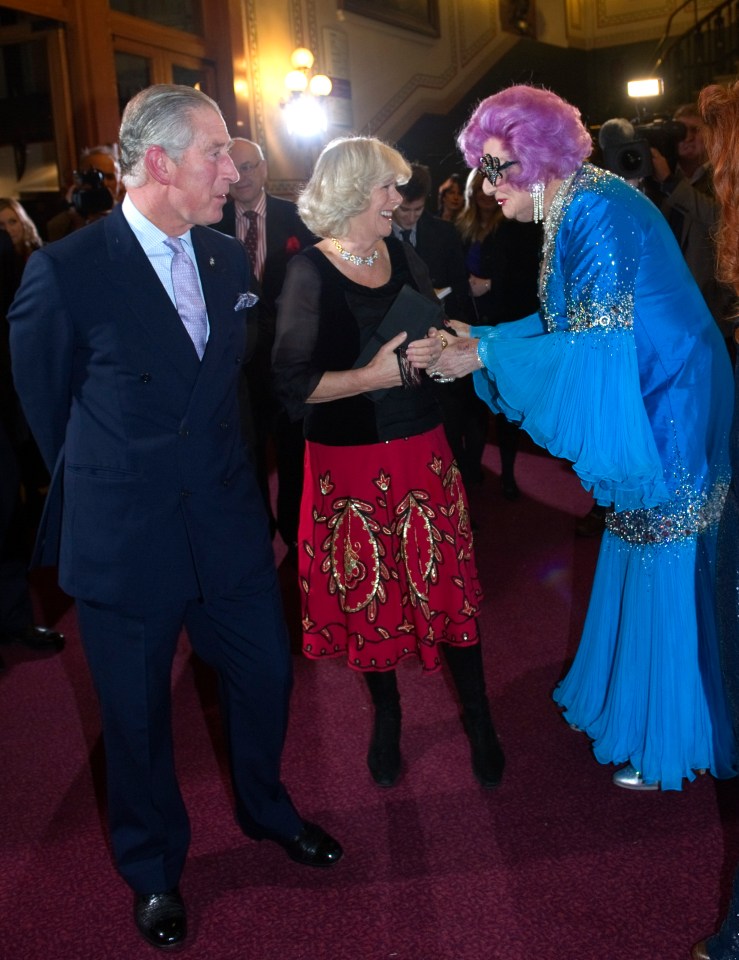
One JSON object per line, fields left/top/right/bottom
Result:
{"left": 104, "top": 208, "right": 201, "bottom": 380}
{"left": 264, "top": 195, "right": 288, "bottom": 258}
{"left": 192, "top": 226, "right": 234, "bottom": 367}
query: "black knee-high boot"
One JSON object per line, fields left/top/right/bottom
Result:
{"left": 363, "top": 670, "right": 402, "bottom": 787}
{"left": 443, "top": 642, "right": 505, "bottom": 789}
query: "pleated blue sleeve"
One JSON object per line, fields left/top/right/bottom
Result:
{"left": 472, "top": 184, "right": 670, "bottom": 513}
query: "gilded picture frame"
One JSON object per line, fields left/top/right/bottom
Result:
{"left": 339, "top": 0, "right": 440, "bottom": 38}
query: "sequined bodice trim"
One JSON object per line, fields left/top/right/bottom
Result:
{"left": 537, "top": 163, "right": 730, "bottom": 545}
{"left": 541, "top": 165, "right": 635, "bottom": 335}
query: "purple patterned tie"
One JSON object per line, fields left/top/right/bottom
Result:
{"left": 164, "top": 236, "right": 208, "bottom": 359}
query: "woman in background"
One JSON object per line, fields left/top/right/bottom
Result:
{"left": 454, "top": 169, "right": 541, "bottom": 498}
{"left": 0, "top": 199, "right": 58, "bottom": 660}
{"left": 432, "top": 83, "right": 734, "bottom": 792}
{"left": 690, "top": 78, "right": 739, "bottom": 960}
{"left": 437, "top": 172, "right": 464, "bottom": 222}
{"left": 0, "top": 197, "right": 46, "bottom": 514}
{"left": 0, "top": 198, "right": 42, "bottom": 288}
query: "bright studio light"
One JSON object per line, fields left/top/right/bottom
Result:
{"left": 627, "top": 77, "right": 664, "bottom": 99}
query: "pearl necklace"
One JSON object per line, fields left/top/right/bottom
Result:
{"left": 330, "top": 237, "right": 379, "bottom": 267}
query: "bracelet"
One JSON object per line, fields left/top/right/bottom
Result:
{"left": 474, "top": 340, "right": 484, "bottom": 368}
{"left": 397, "top": 348, "right": 421, "bottom": 388}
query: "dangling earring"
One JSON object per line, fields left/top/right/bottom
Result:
{"left": 530, "top": 181, "right": 545, "bottom": 223}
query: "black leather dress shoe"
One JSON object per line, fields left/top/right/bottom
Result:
{"left": 134, "top": 888, "right": 186, "bottom": 950}
{"left": 274, "top": 821, "right": 343, "bottom": 867}
{"left": 0, "top": 625, "right": 65, "bottom": 651}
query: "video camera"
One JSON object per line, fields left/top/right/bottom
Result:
{"left": 599, "top": 117, "right": 687, "bottom": 181}
{"left": 71, "top": 167, "right": 114, "bottom": 218}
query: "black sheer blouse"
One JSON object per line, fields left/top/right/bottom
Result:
{"left": 273, "top": 234, "right": 442, "bottom": 446}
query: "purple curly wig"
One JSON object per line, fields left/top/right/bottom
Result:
{"left": 458, "top": 85, "right": 593, "bottom": 189}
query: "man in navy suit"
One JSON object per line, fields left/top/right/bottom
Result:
{"left": 215, "top": 139, "right": 314, "bottom": 557}
{"left": 9, "top": 84, "right": 341, "bottom": 951}
{"left": 391, "top": 163, "right": 472, "bottom": 324}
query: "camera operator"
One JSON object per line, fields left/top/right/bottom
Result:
{"left": 649, "top": 103, "right": 737, "bottom": 341}
{"left": 46, "top": 144, "right": 124, "bottom": 241}
{"left": 597, "top": 117, "right": 649, "bottom": 189}
{"left": 70, "top": 168, "right": 114, "bottom": 224}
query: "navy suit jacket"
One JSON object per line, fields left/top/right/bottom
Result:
{"left": 8, "top": 204, "right": 271, "bottom": 610}
{"left": 412, "top": 212, "right": 473, "bottom": 323}
{"left": 214, "top": 194, "right": 315, "bottom": 313}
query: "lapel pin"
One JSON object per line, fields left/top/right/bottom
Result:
{"left": 209, "top": 257, "right": 215, "bottom": 267}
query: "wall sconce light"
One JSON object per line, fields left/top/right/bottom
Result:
{"left": 282, "top": 47, "right": 333, "bottom": 137}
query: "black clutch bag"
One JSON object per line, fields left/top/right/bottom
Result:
{"left": 351, "top": 284, "right": 445, "bottom": 401}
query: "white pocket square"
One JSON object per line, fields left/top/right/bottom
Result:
{"left": 235, "top": 292, "right": 259, "bottom": 310}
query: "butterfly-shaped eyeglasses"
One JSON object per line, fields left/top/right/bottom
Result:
{"left": 479, "top": 154, "right": 519, "bottom": 186}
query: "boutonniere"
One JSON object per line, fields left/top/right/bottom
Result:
{"left": 235, "top": 292, "right": 259, "bottom": 310}
{"left": 285, "top": 235, "right": 301, "bottom": 255}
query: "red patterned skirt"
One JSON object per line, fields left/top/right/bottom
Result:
{"left": 298, "top": 424, "right": 483, "bottom": 673}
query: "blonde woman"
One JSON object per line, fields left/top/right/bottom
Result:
{"left": 0, "top": 198, "right": 42, "bottom": 266}
{"left": 273, "top": 136, "right": 505, "bottom": 790}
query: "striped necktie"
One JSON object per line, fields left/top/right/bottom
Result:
{"left": 243, "top": 209, "right": 259, "bottom": 271}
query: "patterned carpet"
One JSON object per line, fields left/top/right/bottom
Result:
{"left": 1, "top": 437, "right": 737, "bottom": 960}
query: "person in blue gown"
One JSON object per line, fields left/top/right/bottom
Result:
{"left": 429, "top": 84, "right": 735, "bottom": 792}
{"left": 690, "top": 78, "right": 739, "bottom": 960}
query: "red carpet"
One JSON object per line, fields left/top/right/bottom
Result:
{"left": 2, "top": 437, "right": 737, "bottom": 960}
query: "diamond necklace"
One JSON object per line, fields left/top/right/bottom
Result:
{"left": 330, "top": 237, "right": 379, "bottom": 267}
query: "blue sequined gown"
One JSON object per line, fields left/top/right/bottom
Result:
{"left": 474, "top": 164, "right": 735, "bottom": 790}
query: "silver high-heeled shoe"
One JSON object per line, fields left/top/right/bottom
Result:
{"left": 613, "top": 763, "right": 659, "bottom": 791}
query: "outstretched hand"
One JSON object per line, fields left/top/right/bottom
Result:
{"left": 446, "top": 319, "right": 471, "bottom": 338}
{"left": 428, "top": 335, "right": 484, "bottom": 382}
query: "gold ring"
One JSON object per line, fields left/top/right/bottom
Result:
{"left": 439, "top": 334, "right": 448, "bottom": 350}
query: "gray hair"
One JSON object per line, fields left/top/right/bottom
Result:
{"left": 80, "top": 143, "right": 120, "bottom": 165}
{"left": 119, "top": 84, "right": 223, "bottom": 188}
{"left": 298, "top": 136, "right": 411, "bottom": 238}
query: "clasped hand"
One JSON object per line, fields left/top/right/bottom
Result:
{"left": 365, "top": 326, "right": 446, "bottom": 389}
{"left": 427, "top": 320, "right": 484, "bottom": 382}
{"left": 364, "top": 323, "right": 484, "bottom": 389}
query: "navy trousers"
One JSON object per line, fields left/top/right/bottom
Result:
{"left": 76, "top": 559, "right": 302, "bottom": 893}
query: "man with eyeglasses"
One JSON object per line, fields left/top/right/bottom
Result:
{"left": 216, "top": 140, "right": 314, "bottom": 566}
